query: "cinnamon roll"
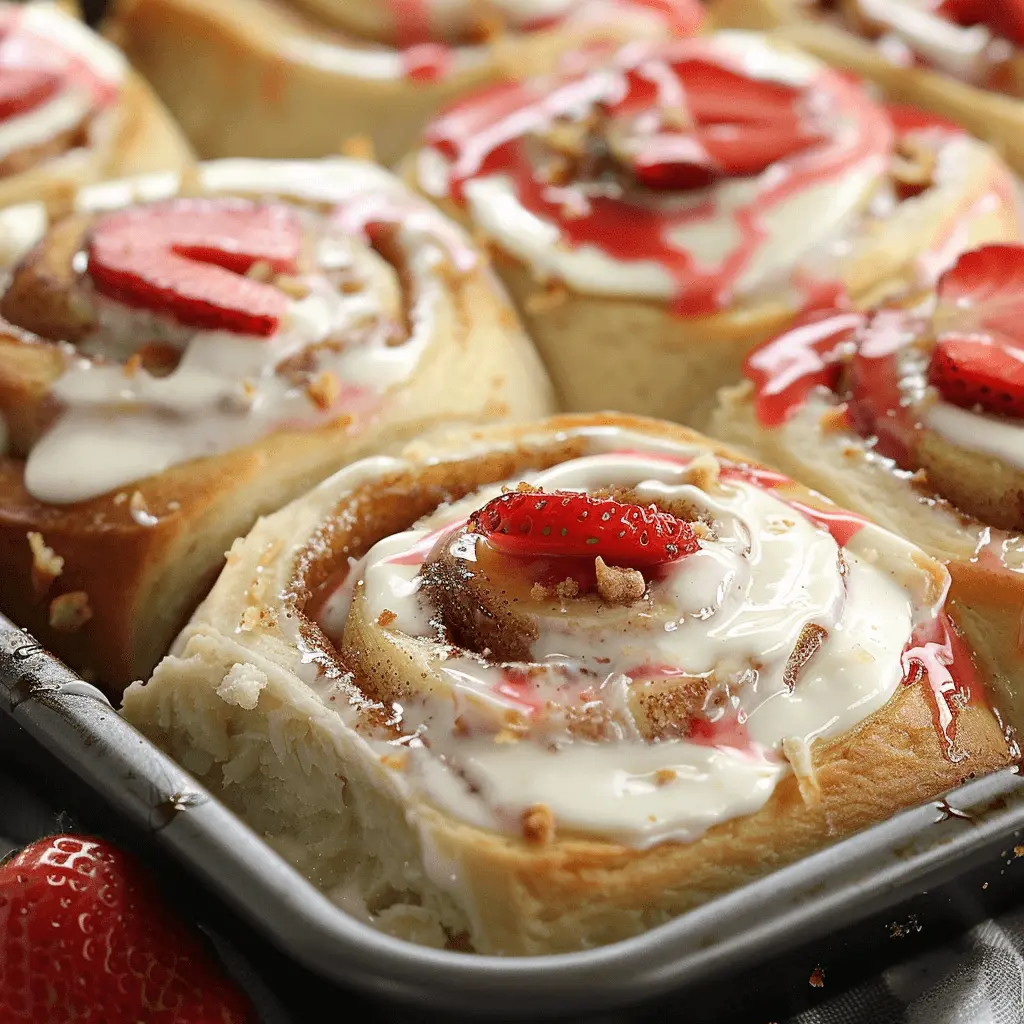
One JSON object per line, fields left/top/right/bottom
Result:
{"left": 712, "top": 242, "right": 1024, "bottom": 722}
{"left": 406, "top": 31, "right": 1023, "bottom": 430}
{"left": 710, "top": 0, "right": 1024, "bottom": 175}
{"left": 0, "top": 157, "right": 553, "bottom": 692}
{"left": 0, "top": 0, "right": 192, "bottom": 216}
{"left": 102, "top": 0, "right": 697, "bottom": 169}
{"left": 122, "top": 413, "right": 1012, "bottom": 956}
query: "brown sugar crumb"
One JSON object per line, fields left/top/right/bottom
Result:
{"left": 554, "top": 577, "right": 580, "bottom": 601}
{"left": 380, "top": 752, "right": 408, "bottom": 772}
{"left": 530, "top": 582, "right": 552, "bottom": 602}
{"left": 521, "top": 804, "right": 556, "bottom": 846}
{"left": 818, "top": 404, "right": 851, "bottom": 434}
{"left": 239, "top": 606, "right": 263, "bottom": 632}
{"left": 782, "top": 736, "right": 822, "bottom": 808}
{"left": 307, "top": 370, "right": 342, "bottom": 411}
{"left": 685, "top": 453, "right": 723, "bottom": 492}
{"left": 377, "top": 609, "right": 398, "bottom": 628}
{"left": 594, "top": 556, "right": 646, "bottom": 606}
{"left": 494, "top": 728, "right": 523, "bottom": 744}
{"left": 690, "top": 520, "right": 714, "bottom": 541}
{"left": 1014, "top": 845, "right": 1024, "bottom": 858}
{"left": 27, "top": 532, "right": 64, "bottom": 599}
{"left": 892, "top": 137, "right": 937, "bottom": 200}
{"left": 515, "top": 481, "right": 540, "bottom": 494}
{"left": 783, "top": 624, "right": 828, "bottom": 691}
{"left": 245, "top": 260, "right": 274, "bottom": 283}
{"left": 48, "top": 592, "right": 92, "bottom": 633}
{"left": 525, "top": 280, "right": 568, "bottom": 314}
{"left": 276, "top": 275, "right": 312, "bottom": 300}
{"left": 654, "top": 768, "right": 677, "bottom": 787}
{"left": 122, "top": 353, "right": 142, "bottom": 378}
{"left": 452, "top": 715, "right": 469, "bottom": 737}
{"left": 809, "top": 966, "right": 826, "bottom": 989}
{"left": 339, "top": 134, "right": 376, "bottom": 162}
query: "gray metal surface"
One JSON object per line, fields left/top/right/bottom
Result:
{"left": 2, "top": 614, "right": 1024, "bottom": 1018}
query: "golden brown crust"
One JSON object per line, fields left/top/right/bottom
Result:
{"left": 122, "top": 412, "right": 1015, "bottom": 954}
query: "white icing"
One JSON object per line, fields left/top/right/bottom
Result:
{"left": 853, "top": 0, "right": 1004, "bottom": 84}
{"left": 0, "top": 200, "right": 46, "bottom": 265}
{"left": 19, "top": 4, "right": 126, "bottom": 85}
{"left": 314, "top": 433, "right": 946, "bottom": 848}
{"left": 425, "top": 32, "right": 891, "bottom": 305}
{"left": 925, "top": 400, "right": 1024, "bottom": 470}
{"left": 18, "top": 158, "right": 478, "bottom": 504}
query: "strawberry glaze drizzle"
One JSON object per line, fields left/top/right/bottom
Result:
{"left": 426, "top": 40, "right": 891, "bottom": 315}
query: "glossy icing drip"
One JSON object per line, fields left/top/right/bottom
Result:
{"left": 306, "top": 431, "right": 969, "bottom": 848}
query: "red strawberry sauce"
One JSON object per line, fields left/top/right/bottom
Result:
{"left": 425, "top": 40, "right": 890, "bottom": 315}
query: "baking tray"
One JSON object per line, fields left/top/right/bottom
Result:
{"left": 4, "top": 612, "right": 1024, "bottom": 1020}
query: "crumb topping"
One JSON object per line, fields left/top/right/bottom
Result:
{"left": 594, "top": 556, "right": 646, "bottom": 606}
{"left": 48, "top": 591, "right": 92, "bottom": 633}
{"left": 521, "top": 804, "right": 556, "bottom": 846}
{"left": 27, "top": 532, "right": 63, "bottom": 600}
{"left": 307, "top": 370, "right": 342, "bottom": 411}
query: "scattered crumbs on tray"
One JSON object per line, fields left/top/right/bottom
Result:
{"left": 809, "top": 966, "right": 826, "bottom": 989}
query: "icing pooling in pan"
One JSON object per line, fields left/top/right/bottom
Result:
{"left": 308, "top": 430, "right": 976, "bottom": 849}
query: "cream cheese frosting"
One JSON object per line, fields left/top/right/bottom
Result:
{"left": 11, "top": 158, "right": 481, "bottom": 504}
{"left": 309, "top": 430, "right": 955, "bottom": 849}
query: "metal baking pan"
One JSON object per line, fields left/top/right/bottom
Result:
{"left": 4, "top": 612, "right": 1024, "bottom": 1020}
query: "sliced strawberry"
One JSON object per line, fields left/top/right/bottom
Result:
{"left": 935, "top": 243, "right": 1024, "bottom": 342}
{"left": 937, "top": 0, "right": 1024, "bottom": 46}
{"left": 86, "top": 198, "right": 303, "bottom": 337}
{"left": 0, "top": 67, "right": 62, "bottom": 120}
{"left": 674, "top": 59, "right": 805, "bottom": 127}
{"left": 470, "top": 491, "right": 700, "bottom": 567}
{"left": 928, "top": 336, "right": 1024, "bottom": 416}
{"left": 0, "top": 834, "right": 256, "bottom": 1024}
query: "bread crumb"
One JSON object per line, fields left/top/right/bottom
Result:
{"left": 307, "top": 370, "right": 342, "bottom": 411}
{"left": 27, "top": 532, "right": 63, "bottom": 599}
{"left": 525, "top": 280, "right": 568, "bottom": 314}
{"left": 521, "top": 804, "right": 555, "bottom": 846}
{"left": 48, "top": 592, "right": 92, "bottom": 633}
{"left": 340, "top": 134, "right": 376, "bottom": 161}
{"left": 554, "top": 577, "right": 580, "bottom": 601}
{"left": 690, "top": 520, "right": 713, "bottom": 541}
{"left": 530, "top": 582, "right": 552, "bottom": 602}
{"left": 685, "top": 453, "right": 722, "bottom": 492}
{"left": 494, "top": 728, "right": 522, "bottom": 744}
{"left": 377, "top": 609, "right": 397, "bottom": 628}
{"left": 809, "top": 966, "right": 825, "bottom": 989}
{"left": 1014, "top": 845, "right": 1024, "bottom": 858}
{"left": 216, "top": 662, "right": 268, "bottom": 711}
{"left": 276, "top": 275, "right": 312, "bottom": 300}
{"left": 245, "top": 260, "right": 274, "bottom": 283}
{"left": 595, "top": 556, "right": 646, "bottom": 606}
{"left": 782, "top": 736, "right": 822, "bottom": 808}
{"left": 122, "top": 353, "right": 142, "bottom": 378}
{"left": 819, "top": 405, "right": 850, "bottom": 433}
{"left": 654, "top": 768, "right": 676, "bottom": 786}
{"left": 238, "top": 606, "right": 263, "bottom": 632}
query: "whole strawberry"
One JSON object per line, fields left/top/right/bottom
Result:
{"left": 0, "top": 834, "right": 255, "bottom": 1023}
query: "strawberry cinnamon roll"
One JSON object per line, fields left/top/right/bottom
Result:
{"left": 122, "top": 413, "right": 1012, "bottom": 956}
{"left": 0, "top": 1, "right": 191, "bottom": 216}
{"left": 103, "top": 0, "right": 697, "bottom": 169}
{"left": 407, "top": 32, "right": 1023, "bottom": 429}
{"left": 711, "top": 0, "right": 1024, "bottom": 175}
{"left": 713, "top": 242, "right": 1024, "bottom": 722}
{"left": 0, "top": 157, "right": 553, "bottom": 691}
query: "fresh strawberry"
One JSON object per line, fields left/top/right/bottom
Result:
{"left": 935, "top": 243, "right": 1024, "bottom": 342}
{"left": 928, "top": 337, "right": 1024, "bottom": 416}
{"left": 470, "top": 491, "right": 700, "bottom": 566}
{"left": 0, "top": 67, "right": 62, "bottom": 120}
{"left": 674, "top": 59, "right": 805, "bottom": 127}
{"left": 86, "top": 198, "right": 303, "bottom": 337}
{"left": 937, "top": 0, "right": 1024, "bottom": 46}
{"left": 0, "top": 834, "right": 255, "bottom": 1024}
